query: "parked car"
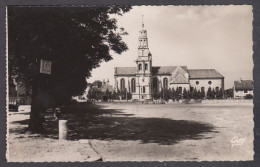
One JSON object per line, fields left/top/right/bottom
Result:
{"left": 18, "top": 105, "right": 31, "bottom": 112}
{"left": 9, "top": 104, "right": 18, "bottom": 112}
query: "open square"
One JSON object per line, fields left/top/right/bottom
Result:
{"left": 8, "top": 101, "right": 253, "bottom": 161}
{"left": 7, "top": 5, "right": 254, "bottom": 162}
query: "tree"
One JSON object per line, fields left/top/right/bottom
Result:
{"left": 111, "top": 90, "right": 120, "bottom": 100}
{"left": 175, "top": 87, "right": 182, "bottom": 101}
{"left": 103, "top": 88, "right": 112, "bottom": 101}
{"left": 201, "top": 88, "right": 205, "bottom": 99}
{"left": 93, "top": 80, "right": 103, "bottom": 88}
{"left": 152, "top": 88, "right": 161, "bottom": 100}
{"left": 8, "top": 6, "right": 131, "bottom": 132}
{"left": 193, "top": 88, "right": 198, "bottom": 100}
{"left": 168, "top": 88, "right": 175, "bottom": 101}
{"left": 212, "top": 88, "right": 216, "bottom": 99}
{"left": 127, "top": 92, "right": 132, "bottom": 100}
{"left": 216, "top": 87, "right": 224, "bottom": 99}
{"left": 207, "top": 87, "right": 212, "bottom": 99}
{"left": 160, "top": 88, "right": 170, "bottom": 101}
{"left": 224, "top": 88, "right": 233, "bottom": 99}
{"left": 197, "top": 90, "right": 202, "bottom": 99}
{"left": 182, "top": 88, "right": 189, "bottom": 99}
{"left": 119, "top": 88, "right": 127, "bottom": 100}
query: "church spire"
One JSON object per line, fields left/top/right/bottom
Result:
{"left": 137, "top": 15, "right": 151, "bottom": 59}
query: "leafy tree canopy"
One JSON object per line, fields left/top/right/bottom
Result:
{"left": 8, "top": 6, "right": 131, "bottom": 105}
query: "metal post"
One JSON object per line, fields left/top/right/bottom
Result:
{"left": 126, "top": 88, "right": 128, "bottom": 102}
{"left": 59, "top": 120, "right": 68, "bottom": 140}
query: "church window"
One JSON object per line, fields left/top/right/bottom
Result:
{"left": 208, "top": 81, "right": 212, "bottom": 85}
{"left": 153, "top": 78, "right": 158, "bottom": 91}
{"left": 145, "top": 63, "right": 148, "bottom": 70}
{"left": 143, "top": 86, "right": 146, "bottom": 93}
{"left": 201, "top": 87, "right": 205, "bottom": 92}
{"left": 163, "top": 78, "right": 168, "bottom": 89}
{"left": 196, "top": 81, "right": 199, "bottom": 85}
{"left": 138, "top": 64, "right": 142, "bottom": 70}
{"left": 131, "top": 78, "right": 136, "bottom": 93}
{"left": 190, "top": 87, "right": 194, "bottom": 92}
{"left": 216, "top": 87, "right": 219, "bottom": 92}
{"left": 120, "top": 78, "right": 125, "bottom": 91}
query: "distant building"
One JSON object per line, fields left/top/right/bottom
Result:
{"left": 100, "top": 79, "right": 114, "bottom": 92}
{"left": 233, "top": 79, "right": 254, "bottom": 99}
{"left": 9, "top": 79, "right": 17, "bottom": 105}
{"left": 114, "top": 21, "right": 224, "bottom": 100}
{"left": 73, "top": 79, "right": 114, "bottom": 102}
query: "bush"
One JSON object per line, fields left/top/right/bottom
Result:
{"left": 245, "top": 94, "right": 253, "bottom": 99}
{"left": 216, "top": 87, "right": 224, "bottom": 99}
{"left": 152, "top": 89, "right": 161, "bottom": 100}
{"left": 224, "top": 88, "right": 233, "bottom": 99}
{"left": 183, "top": 88, "right": 189, "bottom": 99}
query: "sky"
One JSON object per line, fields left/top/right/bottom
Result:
{"left": 87, "top": 5, "right": 253, "bottom": 89}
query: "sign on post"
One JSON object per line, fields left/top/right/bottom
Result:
{"left": 40, "top": 59, "right": 52, "bottom": 74}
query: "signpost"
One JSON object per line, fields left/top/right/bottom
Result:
{"left": 29, "top": 58, "right": 53, "bottom": 132}
{"left": 40, "top": 59, "right": 52, "bottom": 74}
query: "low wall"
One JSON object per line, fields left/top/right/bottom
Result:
{"left": 201, "top": 99, "right": 253, "bottom": 104}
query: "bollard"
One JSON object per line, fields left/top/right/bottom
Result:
{"left": 59, "top": 120, "right": 68, "bottom": 140}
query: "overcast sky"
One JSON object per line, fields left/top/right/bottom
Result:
{"left": 87, "top": 5, "right": 253, "bottom": 89}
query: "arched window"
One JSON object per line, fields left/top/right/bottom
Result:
{"left": 138, "top": 64, "right": 142, "bottom": 70}
{"left": 120, "top": 78, "right": 125, "bottom": 91}
{"left": 153, "top": 78, "right": 158, "bottom": 91}
{"left": 163, "top": 78, "right": 168, "bottom": 89}
{"left": 143, "top": 86, "right": 146, "bottom": 93}
{"left": 145, "top": 63, "right": 148, "bottom": 70}
{"left": 216, "top": 87, "right": 219, "bottom": 92}
{"left": 144, "top": 63, "right": 148, "bottom": 70}
{"left": 131, "top": 78, "right": 136, "bottom": 93}
{"left": 201, "top": 87, "right": 205, "bottom": 92}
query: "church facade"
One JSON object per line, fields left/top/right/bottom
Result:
{"left": 114, "top": 23, "right": 224, "bottom": 100}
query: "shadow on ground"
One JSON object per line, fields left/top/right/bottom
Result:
{"left": 11, "top": 104, "right": 218, "bottom": 145}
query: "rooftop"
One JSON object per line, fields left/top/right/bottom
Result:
{"left": 152, "top": 66, "right": 188, "bottom": 75}
{"left": 188, "top": 69, "right": 224, "bottom": 79}
{"left": 114, "top": 67, "right": 224, "bottom": 80}
{"left": 115, "top": 66, "right": 188, "bottom": 76}
{"left": 234, "top": 80, "right": 253, "bottom": 90}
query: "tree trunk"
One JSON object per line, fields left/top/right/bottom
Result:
{"left": 28, "top": 75, "right": 49, "bottom": 133}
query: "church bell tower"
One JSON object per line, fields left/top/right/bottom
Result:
{"left": 135, "top": 16, "right": 152, "bottom": 100}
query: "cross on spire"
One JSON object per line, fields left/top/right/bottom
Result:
{"left": 142, "top": 15, "right": 144, "bottom": 29}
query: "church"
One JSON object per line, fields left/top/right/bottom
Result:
{"left": 114, "top": 21, "right": 224, "bottom": 100}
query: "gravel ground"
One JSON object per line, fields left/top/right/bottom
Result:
{"left": 7, "top": 111, "right": 101, "bottom": 162}
{"left": 90, "top": 102, "right": 254, "bottom": 161}
{"left": 7, "top": 102, "right": 254, "bottom": 162}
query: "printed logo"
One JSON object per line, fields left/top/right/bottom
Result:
{"left": 231, "top": 136, "right": 246, "bottom": 149}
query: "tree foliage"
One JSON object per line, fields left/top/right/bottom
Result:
{"left": 8, "top": 6, "right": 131, "bottom": 132}
{"left": 224, "top": 88, "right": 233, "bottom": 99}
{"left": 8, "top": 6, "right": 131, "bottom": 105}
